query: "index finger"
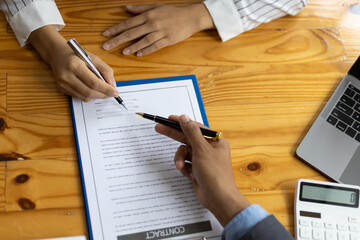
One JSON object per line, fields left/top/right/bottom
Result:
{"left": 154, "top": 115, "right": 209, "bottom": 145}
{"left": 88, "top": 53, "right": 116, "bottom": 87}
{"left": 103, "top": 14, "right": 146, "bottom": 38}
{"left": 75, "top": 62, "right": 118, "bottom": 98}
{"left": 155, "top": 115, "right": 187, "bottom": 144}
{"left": 178, "top": 114, "right": 209, "bottom": 149}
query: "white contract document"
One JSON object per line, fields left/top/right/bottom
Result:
{"left": 71, "top": 75, "right": 223, "bottom": 240}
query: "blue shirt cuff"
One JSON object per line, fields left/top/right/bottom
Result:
{"left": 222, "top": 204, "right": 269, "bottom": 240}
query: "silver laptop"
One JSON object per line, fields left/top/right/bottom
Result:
{"left": 297, "top": 57, "right": 360, "bottom": 186}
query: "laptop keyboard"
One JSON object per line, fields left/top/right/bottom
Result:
{"left": 327, "top": 84, "right": 360, "bottom": 142}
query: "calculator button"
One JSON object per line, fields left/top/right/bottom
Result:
{"left": 350, "top": 233, "right": 360, "bottom": 240}
{"left": 325, "top": 223, "right": 337, "bottom": 229}
{"left": 350, "top": 225, "right": 360, "bottom": 232}
{"left": 349, "top": 217, "right": 359, "bottom": 223}
{"left": 300, "top": 227, "right": 311, "bottom": 239}
{"left": 339, "top": 232, "right": 350, "bottom": 240}
{"left": 300, "top": 218, "right": 311, "bottom": 226}
{"left": 313, "top": 229, "right": 324, "bottom": 240}
{"left": 313, "top": 220, "right": 324, "bottom": 228}
{"left": 326, "top": 230, "right": 337, "bottom": 240}
{"left": 338, "top": 224, "right": 348, "bottom": 231}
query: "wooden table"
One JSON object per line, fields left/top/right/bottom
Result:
{"left": 0, "top": 0, "right": 359, "bottom": 239}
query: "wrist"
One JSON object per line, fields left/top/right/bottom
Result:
{"left": 209, "top": 186, "right": 251, "bottom": 226}
{"left": 187, "top": 3, "right": 215, "bottom": 32}
{"left": 28, "top": 25, "right": 68, "bottom": 66}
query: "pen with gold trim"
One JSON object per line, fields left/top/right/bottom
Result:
{"left": 136, "top": 112, "right": 222, "bottom": 141}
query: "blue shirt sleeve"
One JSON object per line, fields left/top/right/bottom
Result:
{"left": 222, "top": 204, "right": 269, "bottom": 240}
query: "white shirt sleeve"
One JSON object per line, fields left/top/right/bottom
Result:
{"left": 0, "top": 0, "right": 65, "bottom": 47}
{"left": 203, "top": 0, "right": 308, "bottom": 42}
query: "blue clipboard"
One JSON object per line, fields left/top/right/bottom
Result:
{"left": 70, "top": 75, "right": 211, "bottom": 240}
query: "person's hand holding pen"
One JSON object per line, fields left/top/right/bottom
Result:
{"left": 28, "top": 25, "right": 119, "bottom": 102}
{"left": 155, "top": 114, "right": 251, "bottom": 226}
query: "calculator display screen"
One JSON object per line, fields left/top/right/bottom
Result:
{"left": 300, "top": 182, "right": 359, "bottom": 208}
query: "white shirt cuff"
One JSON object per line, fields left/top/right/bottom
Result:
{"left": 203, "top": 0, "right": 244, "bottom": 42}
{"left": 9, "top": 1, "right": 65, "bottom": 47}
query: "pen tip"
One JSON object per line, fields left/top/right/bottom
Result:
{"left": 136, "top": 112, "right": 143, "bottom": 117}
{"left": 122, "top": 103, "right": 128, "bottom": 110}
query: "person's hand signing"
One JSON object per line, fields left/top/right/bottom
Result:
{"left": 102, "top": 3, "right": 215, "bottom": 56}
{"left": 155, "top": 115, "right": 250, "bottom": 226}
{"left": 29, "top": 25, "right": 118, "bottom": 102}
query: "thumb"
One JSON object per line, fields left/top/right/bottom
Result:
{"left": 179, "top": 114, "right": 207, "bottom": 148}
{"left": 126, "top": 3, "right": 163, "bottom": 14}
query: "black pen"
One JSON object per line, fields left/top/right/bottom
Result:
{"left": 136, "top": 112, "right": 222, "bottom": 141}
{"left": 67, "top": 38, "right": 128, "bottom": 110}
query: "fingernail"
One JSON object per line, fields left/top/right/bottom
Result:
{"left": 127, "top": 5, "right": 133, "bottom": 9}
{"left": 111, "top": 78, "right": 116, "bottom": 87}
{"left": 180, "top": 114, "right": 191, "bottom": 123}
{"left": 103, "top": 31, "right": 110, "bottom": 37}
{"left": 103, "top": 43, "right": 111, "bottom": 50}
{"left": 113, "top": 91, "right": 119, "bottom": 97}
{"left": 123, "top": 48, "right": 130, "bottom": 55}
{"left": 136, "top": 51, "right": 143, "bottom": 57}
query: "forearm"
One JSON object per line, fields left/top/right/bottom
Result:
{"left": 28, "top": 25, "right": 68, "bottom": 67}
{"left": 188, "top": 3, "right": 215, "bottom": 32}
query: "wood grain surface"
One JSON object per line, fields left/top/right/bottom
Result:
{"left": 0, "top": 0, "right": 360, "bottom": 239}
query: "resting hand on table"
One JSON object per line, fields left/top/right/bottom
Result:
{"left": 155, "top": 114, "right": 250, "bottom": 226}
{"left": 28, "top": 25, "right": 119, "bottom": 102}
{"left": 102, "top": 3, "right": 215, "bottom": 56}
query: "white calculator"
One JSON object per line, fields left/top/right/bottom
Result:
{"left": 295, "top": 179, "right": 360, "bottom": 240}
